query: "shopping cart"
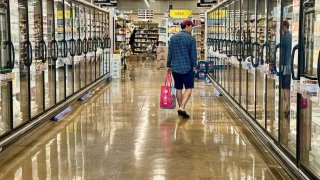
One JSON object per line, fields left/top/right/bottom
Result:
{"left": 142, "top": 43, "right": 156, "bottom": 61}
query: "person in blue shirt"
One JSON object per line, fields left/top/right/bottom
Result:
{"left": 281, "top": 19, "right": 292, "bottom": 119}
{"left": 167, "top": 19, "right": 197, "bottom": 118}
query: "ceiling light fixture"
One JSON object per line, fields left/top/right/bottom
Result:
{"left": 144, "top": 0, "right": 150, "bottom": 8}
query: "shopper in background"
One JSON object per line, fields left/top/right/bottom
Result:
{"left": 120, "top": 42, "right": 130, "bottom": 70}
{"left": 129, "top": 28, "right": 137, "bottom": 54}
{"left": 281, "top": 19, "right": 292, "bottom": 119}
{"left": 167, "top": 19, "right": 197, "bottom": 119}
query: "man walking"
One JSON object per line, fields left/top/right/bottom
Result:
{"left": 167, "top": 19, "right": 197, "bottom": 118}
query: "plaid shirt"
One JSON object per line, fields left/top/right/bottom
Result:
{"left": 167, "top": 30, "right": 197, "bottom": 74}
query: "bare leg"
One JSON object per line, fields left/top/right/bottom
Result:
{"left": 283, "top": 90, "right": 290, "bottom": 112}
{"left": 176, "top": 90, "right": 183, "bottom": 108}
{"left": 180, "top": 89, "right": 192, "bottom": 110}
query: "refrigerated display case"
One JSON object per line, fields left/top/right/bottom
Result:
{"left": 205, "top": 0, "right": 320, "bottom": 179}
{"left": 0, "top": 0, "right": 14, "bottom": 136}
{"left": 0, "top": 0, "right": 111, "bottom": 152}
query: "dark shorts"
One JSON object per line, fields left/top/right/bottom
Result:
{"left": 172, "top": 70, "right": 195, "bottom": 90}
{"left": 281, "top": 74, "right": 291, "bottom": 89}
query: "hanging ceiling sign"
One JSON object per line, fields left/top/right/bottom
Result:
{"left": 197, "top": 3, "right": 212, "bottom": 7}
{"left": 199, "top": 0, "right": 217, "bottom": 4}
{"left": 138, "top": 9, "right": 154, "bottom": 19}
{"left": 169, "top": 10, "right": 192, "bottom": 18}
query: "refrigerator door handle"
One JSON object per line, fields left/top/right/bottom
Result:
{"left": 61, "top": 39, "right": 68, "bottom": 58}
{"left": 107, "top": 37, "right": 111, "bottom": 49}
{"left": 218, "top": 39, "right": 224, "bottom": 53}
{"left": 83, "top": 38, "right": 88, "bottom": 54}
{"left": 226, "top": 39, "right": 232, "bottom": 57}
{"left": 236, "top": 41, "right": 243, "bottom": 61}
{"left": 251, "top": 42, "right": 260, "bottom": 67}
{"left": 51, "top": 40, "right": 58, "bottom": 61}
{"left": 88, "top": 38, "right": 93, "bottom": 52}
{"left": 76, "top": 39, "right": 82, "bottom": 55}
{"left": 25, "top": 40, "right": 33, "bottom": 67}
{"left": 93, "top": 37, "right": 98, "bottom": 52}
{"left": 206, "top": 38, "right": 211, "bottom": 47}
{"left": 97, "top": 37, "right": 101, "bottom": 49}
{"left": 291, "top": 44, "right": 299, "bottom": 80}
{"left": 102, "top": 37, "right": 107, "bottom": 49}
{"left": 69, "top": 39, "right": 76, "bottom": 57}
{"left": 39, "top": 40, "right": 47, "bottom": 63}
{"left": 231, "top": 40, "right": 237, "bottom": 56}
{"left": 317, "top": 50, "right": 320, "bottom": 87}
{"left": 8, "top": 41, "right": 15, "bottom": 69}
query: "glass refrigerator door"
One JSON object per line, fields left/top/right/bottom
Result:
{"left": 96, "top": 11, "right": 103, "bottom": 79}
{"left": 234, "top": 0, "right": 241, "bottom": 104}
{"left": 29, "top": 0, "right": 45, "bottom": 118}
{"left": 299, "top": 1, "right": 320, "bottom": 178}
{"left": 65, "top": 0, "right": 73, "bottom": 98}
{"left": 105, "top": 12, "right": 111, "bottom": 75}
{"left": 247, "top": 0, "right": 256, "bottom": 119}
{"left": 101, "top": 12, "right": 106, "bottom": 76}
{"left": 72, "top": 2, "right": 80, "bottom": 93}
{"left": 266, "top": 0, "right": 281, "bottom": 140}
{"left": 42, "top": 0, "right": 54, "bottom": 111}
{"left": 0, "top": 0, "right": 12, "bottom": 136}
{"left": 86, "top": 7, "right": 94, "bottom": 84}
{"left": 46, "top": 0, "right": 59, "bottom": 109}
{"left": 223, "top": 7, "right": 230, "bottom": 94}
{"left": 11, "top": 0, "right": 30, "bottom": 128}
{"left": 56, "top": 0, "right": 66, "bottom": 103}
{"left": 280, "top": 0, "right": 300, "bottom": 157}
{"left": 93, "top": 10, "right": 100, "bottom": 80}
{"left": 241, "top": 0, "right": 249, "bottom": 110}
{"left": 78, "top": 5, "right": 85, "bottom": 89}
{"left": 255, "top": 0, "right": 267, "bottom": 129}
{"left": 228, "top": 5, "right": 234, "bottom": 95}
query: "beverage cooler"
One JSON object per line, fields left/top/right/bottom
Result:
{"left": 206, "top": 0, "right": 320, "bottom": 179}
{"left": 0, "top": 0, "right": 111, "bottom": 148}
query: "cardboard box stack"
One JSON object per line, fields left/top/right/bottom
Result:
{"left": 156, "top": 46, "right": 168, "bottom": 69}
{"left": 111, "top": 54, "right": 121, "bottom": 79}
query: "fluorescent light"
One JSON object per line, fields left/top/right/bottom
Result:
{"left": 144, "top": 0, "right": 150, "bottom": 8}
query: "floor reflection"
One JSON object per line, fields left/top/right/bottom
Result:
{"left": 0, "top": 62, "right": 289, "bottom": 180}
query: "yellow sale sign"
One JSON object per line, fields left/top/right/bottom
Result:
{"left": 212, "top": 10, "right": 226, "bottom": 18}
{"left": 169, "top": 10, "right": 192, "bottom": 18}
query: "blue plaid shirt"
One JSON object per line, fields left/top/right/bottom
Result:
{"left": 167, "top": 30, "right": 197, "bottom": 74}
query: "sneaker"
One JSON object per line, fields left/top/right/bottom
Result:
{"left": 178, "top": 110, "right": 190, "bottom": 118}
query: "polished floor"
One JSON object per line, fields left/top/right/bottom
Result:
{"left": 0, "top": 62, "right": 291, "bottom": 180}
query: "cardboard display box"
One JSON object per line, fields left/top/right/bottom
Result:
{"left": 157, "top": 53, "right": 167, "bottom": 61}
{"left": 156, "top": 60, "right": 166, "bottom": 69}
{"left": 156, "top": 46, "right": 168, "bottom": 54}
{"left": 129, "top": 54, "right": 141, "bottom": 61}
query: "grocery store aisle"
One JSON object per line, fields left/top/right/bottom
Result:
{"left": 0, "top": 62, "right": 290, "bottom": 179}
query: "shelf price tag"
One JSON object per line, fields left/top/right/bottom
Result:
{"left": 169, "top": 10, "right": 192, "bottom": 18}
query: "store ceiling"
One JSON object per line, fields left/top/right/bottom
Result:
{"left": 93, "top": 0, "right": 218, "bottom": 9}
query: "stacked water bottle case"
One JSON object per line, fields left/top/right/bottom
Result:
{"left": 196, "top": 61, "right": 207, "bottom": 80}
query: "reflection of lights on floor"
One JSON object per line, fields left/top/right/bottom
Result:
{"left": 153, "top": 175, "right": 165, "bottom": 180}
